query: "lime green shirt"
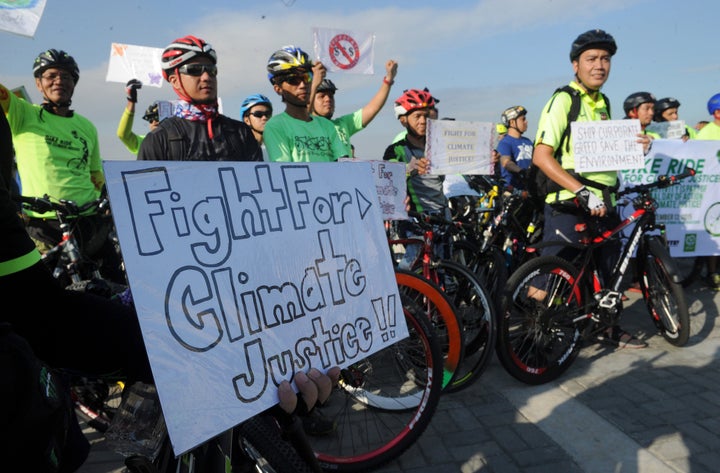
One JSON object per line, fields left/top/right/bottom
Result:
{"left": 332, "top": 109, "right": 364, "bottom": 158}
{"left": 534, "top": 81, "right": 617, "bottom": 203}
{"left": 697, "top": 121, "right": 720, "bottom": 140}
{"left": 116, "top": 107, "right": 145, "bottom": 155}
{"left": 264, "top": 112, "right": 347, "bottom": 162}
{"left": 6, "top": 90, "right": 102, "bottom": 218}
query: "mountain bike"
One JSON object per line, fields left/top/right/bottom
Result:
{"left": 389, "top": 211, "right": 496, "bottom": 393}
{"left": 497, "top": 168, "right": 695, "bottom": 385}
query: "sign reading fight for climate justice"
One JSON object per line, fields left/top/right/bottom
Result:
{"left": 425, "top": 119, "right": 495, "bottom": 175}
{"left": 103, "top": 161, "right": 405, "bottom": 455}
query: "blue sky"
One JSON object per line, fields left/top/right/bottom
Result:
{"left": 1, "top": 0, "right": 718, "bottom": 160}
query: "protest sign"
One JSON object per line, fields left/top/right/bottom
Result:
{"left": 425, "top": 119, "right": 494, "bottom": 175}
{"left": 106, "top": 42, "right": 164, "bottom": 87}
{"left": 339, "top": 160, "right": 407, "bottom": 220}
{"left": 313, "top": 27, "right": 375, "bottom": 74}
{"left": 571, "top": 119, "right": 645, "bottom": 172}
{"left": 618, "top": 139, "right": 720, "bottom": 257}
{"left": 0, "top": 0, "right": 45, "bottom": 37}
{"left": 646, "top": 120, "right": 687, "bottom": 139}
{"left": 11, "top": 85, "right": 31, "bottom": 103}
{"left": 103, "top": 160, "right": 405, "bottom": 455}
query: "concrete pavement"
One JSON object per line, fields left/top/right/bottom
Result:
{"left": 78, "top": 281, "right": 720, "bottom": 473}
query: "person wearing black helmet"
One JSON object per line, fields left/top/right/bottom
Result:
{"left": 653, "top": 97, "right": 697, "bottom": 140}
{"left": 309, "top": 59, "right": 398, "bottom": 158}
{"left": 623, "top": 91, "right": 660, "bottom": 139}
{"left": 1, "top": 48, "right": 126, "bottom": 283}
{"left": 116, "top": 79, "right": 162, "bottom": 155}
{"left": 138, "top": 35, "right": 262, "bottom": 162}
{"left": 531, "top": 29, "right": 651, "bottom": 348}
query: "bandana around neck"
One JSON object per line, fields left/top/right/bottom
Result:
{"left": 173, "top": 100, "right": 219, "bottom": 138}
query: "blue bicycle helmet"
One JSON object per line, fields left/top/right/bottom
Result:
{"left": 240, "top": 94, "right": 273, "bottom": 118}
{"left": 708, "top": 93, "right": 720, "bottom": 115}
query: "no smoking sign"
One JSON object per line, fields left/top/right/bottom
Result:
{"left": 328, "top": 34, "right": 360, "bottom": 70}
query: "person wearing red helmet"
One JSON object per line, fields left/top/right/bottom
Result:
{"left": 532, "top": 29, "right": 650, "bottom": 348}
{"left": 383, "top": 88, "right": 448, "bottom": 269}
{"left": 138, "top": 35, "right": 262, "bottom": 162}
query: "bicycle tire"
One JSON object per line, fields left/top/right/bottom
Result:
{"left": 238, "top": 414, "right": 318, "bottom": 473}
{"left": 640, "top": 240, "right": 690, "bottom": 346}
{"left": 395, "top": 269, "right": 464, "bottom": 390}
{"left": 460, "top": 243, "right": 508, "bottom": 311}
{"left": 309, "top": 297, "right": 443, "bottom": 472}
{"left": 432, "top": 259, "right": 496, "bottom": 393}
{"left": 497, "top": 255, "right": 588, "bottom": 385}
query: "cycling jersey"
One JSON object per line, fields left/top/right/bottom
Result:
{"left": 264, "top": 112, "right": 347, "bottom": 162}
{"left": 497, "top": 134, "right": 533, "bottom": 189}
{"left": 2, "top": 84, "right": 103, "bottom": 219}
{"left": 535, "top": 81, "right": 617, "bottom": 203}
{"left": 116, "top": 107, "right": 144, "bottom": 155}
{"left": 138, "top": 115, "right": 262, "bottom": 162}
{"left": 697, "top": 122, "right": 720, "bottom": 140}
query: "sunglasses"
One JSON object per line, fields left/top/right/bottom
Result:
{"left": 281, "top": 72, "right": 312, "bottom": 86}
{"left": 177, "top": 63, "right": 217, "bottom": 77}
{"left": 249, "top": 110, "right": 272, "bottom": 118}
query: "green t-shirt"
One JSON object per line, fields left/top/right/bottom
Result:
{"left": 264, "top": 112, "right": 347, "bottom": 162}
{"left": 332, "top": 109, "right": 363, "bottom": 158}
{"left": 697, "top": 122, "right": 720, "bottom": 140}
{"left": 7, "top": 91, "right": 103, "bottom": 218}
{"left": 534, "top": 81, "right": 617, "bottom": 203}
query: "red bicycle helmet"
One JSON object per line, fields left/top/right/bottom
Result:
{"left": 161, "top": 35, "right": 217, "bottom": 81}
{"left": 394, "top": 88, "right": 436, "bottom": 118}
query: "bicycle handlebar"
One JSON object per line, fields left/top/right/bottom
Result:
{"left": 617, "top": 167, "right": 696, "bottom": 197}
{"left": 13, "top": 194, "right": 108, "bottom": 218}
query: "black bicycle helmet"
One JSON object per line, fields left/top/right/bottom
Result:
{"left": 653, "top": 97, "right": 681, "bottom": 122}
{"left": 569, "top": 29, "right": 617, "bottom": 62}
{"left": 33, "top": 49, "right": 80, "bottom": 83}
{"left": 317, "top": 79, "right": 338, "bottom": 94}
{"left": 623, "top": 92, "right": 656, "bottom": 116}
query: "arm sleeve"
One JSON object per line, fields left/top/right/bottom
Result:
{"left": 116, "top": 108, "right": 141, "bottom": 155}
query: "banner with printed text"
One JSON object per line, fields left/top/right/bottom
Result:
{"left": 103, "top": 161, "right": 405, "bottom": 455}
{"left": 618, "top": 139, "right": 720, "bottom": 257}
{"left": 106, "top": 42, "right": 164, "bottom": 87}
{"left": 313, "top": 27, "right": 375, "bottom": 74}
{"left": 0, "top": 0, "right": 45, "bottom": 37}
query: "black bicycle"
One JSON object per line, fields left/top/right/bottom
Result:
{"left": 497, "top": 168, "right": 695, "bottom": 385}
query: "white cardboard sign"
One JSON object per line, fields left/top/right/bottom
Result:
{"left": 571, "top": 119, "right": 645, "bottom": 172}
{"left": 425, "top": 119, "right": 494, "bottom": 175}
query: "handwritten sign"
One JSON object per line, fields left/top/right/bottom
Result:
{"left": 339, "top": 160, "right": 407, "bottom": 220}
{"left": 425, "top": 119, "right": 494, "bottom": 175}
{"left": 618, "top": 139, "right": 720, "bottom": 257}
{"left": 103, "top": 161, "right": 405, "bottom": 455}
{"left": 106, "top": 42, "right": 164, "bottom": 87}
{"left": 646, "top": 120, "right": 687, "bottom": 139}
{"left": 571, "top": 119, "right": 644, "bottom": 172}
{"left": 0, "top": 0, "right": 46, "bottom": 37}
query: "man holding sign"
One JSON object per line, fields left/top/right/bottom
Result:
{"left": 532, "top": 29, "right": 652, "bottom": 348}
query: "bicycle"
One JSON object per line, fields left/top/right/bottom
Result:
{"left": 15, "top": 193, "right": 127, "bottom": 291}
{"left": 389, "top": 211, "right": 496, "bottom": 393}
{"left": 496, "top": 168, "right": 695, "bottom": 385}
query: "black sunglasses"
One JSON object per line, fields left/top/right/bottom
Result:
{"left": 280, "top": 71, "right": 312, "bottom": 86}
{"left": 249, "top": 111, "right": 272, "bottom": 118}
{"left": 177, "top": 63, "right": 217, "bottom": 77}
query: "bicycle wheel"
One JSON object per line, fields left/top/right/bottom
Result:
{"left": 238, "top": 415, "right": 318, "bottom": 473}
{"left": 497, "top": 255, "right": 588, "bottom": 385}
{"left": 395, "top": 269, "right": 464, "bottom": 390}
{"left": 309, "top": 297, "right": 443, "bottom": 472}
{"left": 433, "top": 259, "right": 496, "bottom": 393}
{"left": 639, "top": 241, "right": 690, "bottom": 346}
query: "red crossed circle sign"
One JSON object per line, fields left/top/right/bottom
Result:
{"left": 328, "top": 34, "right": 360, "bottom": 70}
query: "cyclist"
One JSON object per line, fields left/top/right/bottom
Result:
{"left": 264, "top": 45, "right": 347, "bottom": 162}
{"left": 653, "top": 97, "right": 697, "bottom": 140}
{"left": 138, "top": 35, "right": 262, "bottom": 162}
{"left": 497, "top": 105, "right": 534, "bottom": 190}
{"left": 383, "top": 88, "right": 448, "bottom": 269}
{"left": 310, "top": 59, "right": 398, "bottom": 157}
{"left": 697, "top": 93, "right": 720, "bottom": 290}
{"left": 623, "top": 91, "right": 660, "bottom": 139}
{"left": 1, "top": 49, "right": 125, "bottom": 284}
{"left": 240, "top": 93, "right": 273, "bottom": 160}
{"left": 116, "top": 79, "right": 161, "bottom": 155}
{"left": 532, "top": 29, "right": 651, "bottom": 349}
